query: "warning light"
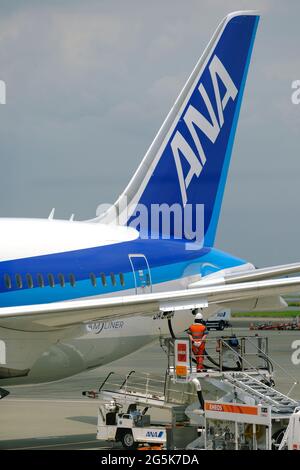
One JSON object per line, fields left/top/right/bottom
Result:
{"left": 177, "top": 343, "right": 187, "bottom": 362}
{"left": 174, "top": 339, "right": 190, "bottom": 380}
{"left": 176, "top": 365, "right": 187, "bottom": 376}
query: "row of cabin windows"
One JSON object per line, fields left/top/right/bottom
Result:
{"left": 3, "top": 272, "right": 126, "bottom": 290}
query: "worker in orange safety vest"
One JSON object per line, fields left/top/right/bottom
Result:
{"left": 188, "top": 312, "right": 208, "bottom": 372}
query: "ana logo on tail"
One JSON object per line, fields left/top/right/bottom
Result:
{"left": 172, "top": 54, "right": 238, "bottom": 206}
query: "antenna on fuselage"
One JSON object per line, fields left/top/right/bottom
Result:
{"left": 48, "top": 208, "right": 55, "bottom": 220}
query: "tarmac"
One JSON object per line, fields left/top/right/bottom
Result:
{"left": 0, "top": 321, "right": 300, "bottom": 450}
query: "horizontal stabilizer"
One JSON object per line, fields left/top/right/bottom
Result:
{"left": 189, "top": 262, "right": 300, "bottom": 288}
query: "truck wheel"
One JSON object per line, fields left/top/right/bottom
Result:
{"left": 218, "top": 321, "right": 225, "bottom": 331}
{"left": 121, "top": 431, "right": 138, "bottom": 450}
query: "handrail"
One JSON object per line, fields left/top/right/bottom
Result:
{"left": 246, "top": 336, "right": 299, "bottom": 395}
{"left": 191, "top": 337, "right": 271, "bottom": 380}
{"left": 99, "top": 371, "right": 197, "bottom": 404}
{"left": 102, "top": 381, "right": 164, "bottom": 395}
{"left": 167, "top": 335, "right": 275, "bottom": 373}
{"left": 217, "top": 339, "right": 275, "bottom": 384}
{"left": 98, "top": 371, "right": 115, "bottom": 391}
{"left": 120, "top": 370, "right": 135, "bottom": 389}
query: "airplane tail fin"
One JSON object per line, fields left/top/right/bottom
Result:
{"left": 95, "top": 11, "right": 259, "bottom": 247}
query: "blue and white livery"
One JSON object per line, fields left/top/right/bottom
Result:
{"left": 1, "top": 11, "right": 300, "bottom": 386}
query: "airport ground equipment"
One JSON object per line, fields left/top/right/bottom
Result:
{"left": 250, "top": 317, "right": 300, "bottom": 331}
{"left": 201, "top": 401, "right": 300, "bottom": 450}
{"left": 83, "top": 335, "right": 300, "bottom": 449}
{"left": 83, "top": 371, "right": 198, "bottom": 449}
{"left": 278, "top": 407, "right": 300, "bottom": 450}
{"left": 206, "top": 309, "right": 231, "bottom": 331}
{"left": 203, "top": 401, "right": 272, "bottom": 450}
{"left": 95, "top": 399, "right": 166, "bottom": 449}
{"left": 167, "top": 335, "right": 300, "bottom": 449}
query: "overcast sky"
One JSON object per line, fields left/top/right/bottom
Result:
{"left": 0, "top": 0, "right": 300, "bottom": 266}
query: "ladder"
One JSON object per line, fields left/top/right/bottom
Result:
{"left": 225, "top": 372, "right": 299, "bottom": 413}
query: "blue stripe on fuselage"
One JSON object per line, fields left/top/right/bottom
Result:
{"left": 0, "top": 238, "right": 246, "bottom": 307}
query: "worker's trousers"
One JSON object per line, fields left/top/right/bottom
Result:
{"left": 192, "top": 342, "right": 205, "bottom": 371}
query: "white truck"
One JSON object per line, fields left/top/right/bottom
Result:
{"left": 97, "top": 400, "right": 166, "bottom": 449}
{"left": 206, "top": 309, "right": 231, "bottom": 331}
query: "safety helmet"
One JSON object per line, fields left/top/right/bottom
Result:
{"left": 194, "top": 312, "right": 204, "bottom": 321}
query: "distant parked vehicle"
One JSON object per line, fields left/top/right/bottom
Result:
{"left": 206, "top": 310, "right": 231, "bottom": 331}
{"left": 250, "top": 317, "right": 300, "bottom": 331}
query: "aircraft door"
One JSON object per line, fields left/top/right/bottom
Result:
{"left": 128, "top": 254, "right": 152, "bottom": 294}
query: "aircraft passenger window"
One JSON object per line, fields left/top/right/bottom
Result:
{"left": 4, "top": 274, "right": 11, "bottom": 289}
{"left": 69, "top": 273, "right": 76, "bottom": 287}
{"left": 37, "top": 273, "right": 44, "bottom": 288}
{"left": 58, "top": 273, "right": 65, "bottom": 288}
{"left": 90, "top": 273, "right": 97, "bottom": 287}
{"left": 100, "top": 273, "right": 106, "bottom": 287}
{"left": 26, "top": 273, "right": 34, "bottom": 289}
{"left": 15, "top": 274, "right": 23, "bottom": 289}
{"left": 48, "top": 273, "right": 55, "bottom": 288}
{"left": 119, "top": 273, "right": 125, "bottom": 286}
{"left": 110, "top": 273, "right": 116, "bottom": 286}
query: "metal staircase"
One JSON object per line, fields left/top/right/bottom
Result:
{"left": 225, "top": 372, "right": 299, "bottom": 413}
